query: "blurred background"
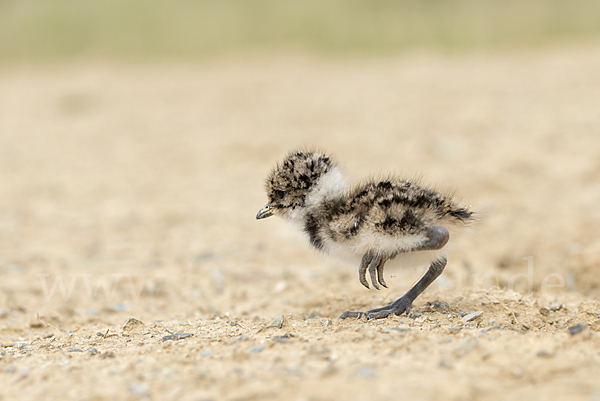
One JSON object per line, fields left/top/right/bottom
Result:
{"left": 1, "top": 0, "right": 600, "bottom": 322}
{"left": 2, "top": 0, "right": 600, "bottom": 61}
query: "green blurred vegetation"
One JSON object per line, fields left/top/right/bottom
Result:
{"left": 2, "top": 0, "right": 600, "bottom": 62}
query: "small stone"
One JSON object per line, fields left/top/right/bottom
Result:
{"left": 461, "top": 311, "right": 483, "bottom": 322}
{"left": 273, "top": 281, "right": 287, "bottom": 293}
{"left": 200, "top": 348, "right": 213, "bottom": 357}
{"left": 258, "top": 315, "right": 284, "bottom": 332}
{"left": 512, "top": 367, "right": 524, "bottom": 378}
{"left": 112, "top": 303, "right": 128, "bottom": 312}
{"left": 272, "top": 333, "right": 294, "bottom": 343}
{"left": 355, "top": 366, "right": 377, "bottom": 378}
{"left": 100, "top": 351, "right": 116, "bottom": 359}
{"left": 431, "top": 300, "right": 449, "bottom": 309}
{"left": 128, "top": 384, "right": 148, "bottom": 398}
{"left": 5, "top": 364, "right": 16, "bottom": 373}
{"left": 162, "top": 333, "right": 193, "bottom": 342}
{"left": 568, "top": 324, "right": 586, "bottom": 335}
{"left": 249, "top": 345, "right": 265, "bottom": 354}
{"left": 382, "top": 327, "right": 411, "bottom": 333}
{"left": 68, "top": 349, "right": 83, "bottom": 353}
{"left": 438, "top": 359, "right": 453, "bottom": 369}
{"left": 96, "top": 332, "right": 105, "bottom": 337}
{"left": 122, "top": 318, "right": 145, "bottom": 332}
{"left": 545, "top": 302, "right": 562, "bottom": 312}
{"left": 481, "top": 325, "right": 500, "bottom": 333}
{"left": 87, "top": 347, "right": 98, "bottom": 355}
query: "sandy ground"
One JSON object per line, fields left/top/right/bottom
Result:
{"left": 1, "top": 45, "right": 600, "bottom": 400}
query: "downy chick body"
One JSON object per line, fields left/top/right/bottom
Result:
{"left": 257, "top": 151, "right": 473, "bottom": 274}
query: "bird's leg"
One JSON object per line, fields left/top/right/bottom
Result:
{"left": 341, "top": 226, "right": 450, "bottom": 320}
{"left": 356, "top": 226, "right": 448, "bottom": 291}
{"left": 340, "top": 256, "right": 447, "bottom": 320}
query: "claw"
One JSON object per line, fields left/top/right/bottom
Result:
{"left": 368, "top": 256, "right": 381, "bottom": 290}
{"left": 376, "top": 258, "right": 387, "bottom": 288}
{"left": 358, "top": 252, "right": 372, "bottom": 289}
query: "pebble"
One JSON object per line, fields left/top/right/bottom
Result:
{"left": 382, "top": 327, "right": 411, "bottom": 333}
{"left": 438, "top": 359, "right": 453, "bottom": 369}
{"left": 415, "top": 315, "right": 427, "bottom": 323}
{"left": 355, "top": 366, "right": 377, "bottom": 378}
{"left": 481, "top": 324, "right": 500, "bottom": 333}
{"left": 568, "top": 324, "right": 586, "bottom": 335}
{"left": 128, "top": 384, "right": 149, "bottom": 398}
{"left": 272, "top": 333, "right": 294, "bottom": 343}
{"left": 273, "top": 281, "right": 287, "bottom": 293}
{"left": 68, "top": 349, "right": 83, "bottom": 353}
{"left": 249, "top": 345, "right": 265, "bottom": 354}
{"left": 87, "top": 347, "right": 98, "bottom": 355}
{"left": 112, "top": 303, "right": 128, "bottom": 312}
{"left": 96, "top": 332, "right": 105, "bottom": 337}
{"left": 259, "top": 315, "right": 284, "bottom": 332}
{"left": 162, "top": 333, "right": 193, "bottom": 342}
{"left": 5, "top": 364, "right": 16, "bottom": 373}
{"left": 200, "top": 349, "right": 213, "bottom": 357}
{"left": 461, "top": 311, "right": 483, "bottom": 322}
{"left": 431, "top": 300, "right": 449, "bottom": 309}
{"left": 545, "top": 302, "right": 563, "bottom": 312}
{"left": 122, "top": 318, "right": 145, "bottom": 332}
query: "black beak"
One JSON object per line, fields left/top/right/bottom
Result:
{"left": 256, "top": 204, "right": 274, "bottom": 219}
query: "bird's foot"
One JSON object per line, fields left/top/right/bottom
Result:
{"left": 358, "top": 252, "right": 388, "bottom": 290}
{"left": 339, "top": 296, "right": 413, "bottom": 320}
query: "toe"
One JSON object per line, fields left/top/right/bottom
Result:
{"left": 367, "top": 310, "right": 392, "bottom": 320}
{"left": 358, "top": 253, "right": 371, "bottom": 289}
{"left": 368, "top": 257, "right": 381, "bottom": 290}
{"left": 339, "top": 311, "right": 365, "bottom": 320}
{"left": 376, "top": 260, "right": 387, "bottom": 288}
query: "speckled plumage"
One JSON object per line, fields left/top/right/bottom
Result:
{"left": 257, "top": 151, "right": 474, "bottom": 320}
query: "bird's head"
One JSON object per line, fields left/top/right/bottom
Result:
{"left": 256, "top": 151, "right": 337, "bottom": 220}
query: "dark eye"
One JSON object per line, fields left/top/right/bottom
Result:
{"left": 275, "top": 190, "right": 285, "bottom": 199}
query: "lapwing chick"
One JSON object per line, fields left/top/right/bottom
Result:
{"left": 256, "top": 151, "right": 474, "bottom": 320}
